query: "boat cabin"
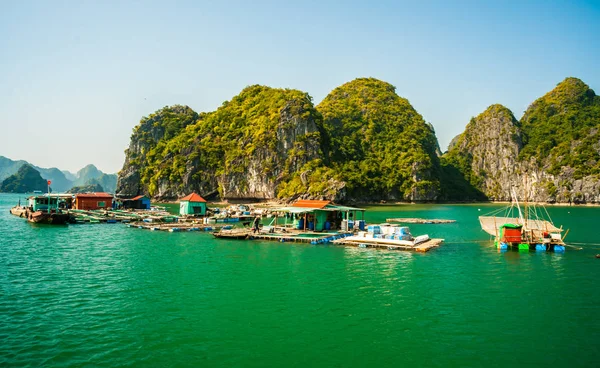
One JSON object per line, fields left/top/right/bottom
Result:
{"left": 500, "top": 223, "right": 522, "bottom": 243}
{"left": 28, "top": 195, "right": 59, "bottom": 212}
{"left": 74, "top": 192, "right": 114, "bottom": 210}
{"left": 179, "top": 192, "right": 207, "bottom": 216}
{"left": 27, "top": 194, "right": 74, "bottom": 211}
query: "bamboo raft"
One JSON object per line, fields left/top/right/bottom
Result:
{"left": 386, "top": 218, "right": 456, "bottom": 224}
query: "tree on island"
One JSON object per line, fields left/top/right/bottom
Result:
{"left": 0, "top": 164, "right": 48, "bottom": 193}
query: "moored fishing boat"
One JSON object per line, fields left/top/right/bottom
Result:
{"left": 212, "top": 227, "right": 252, "bottom": 240}
{"left": 10, "top": 195, "right": 72, "bottom": 225}
{"left": 479, "top": 188, "right": 566, "bottom": 252}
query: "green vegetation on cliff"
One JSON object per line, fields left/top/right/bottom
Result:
{"left": 133, "top": 86, "right": 322, "bottom": 198}
{"left": 0, "top": 164, "right": 47, "bottom": 193}
{"left": 126, "top": 105, "right": 199, "bottom": 169}
{"left": 442, "top": 78, "right": 600, "bottom": 203}
{"left": 315, "top": 78, "right": 441, "bottom": 200}
{"left": 520, "top": 77, "right": 600, "bottom": 178}
{"left": 118, "top": 77, "right": 600, "bottom": 203}
{"left": 441, "top": 104, "right": 520, "bottom": 200}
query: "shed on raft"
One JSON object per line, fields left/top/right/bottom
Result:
{"left": 122, "top": 195, "right": 151, "bottom": 210}
{"left": 179, "top": 192, "right": 207, "bottom": 216}
{"left": 74, "top": 192, "right": 114, "bottom": 210}
{"left": 273, "top": 199, "right": 365, "bottom": 231}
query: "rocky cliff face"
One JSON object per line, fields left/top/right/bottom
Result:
{"left": 118, "top": 88, "right": 323, "bottom": 201}
{"left": 217, "top": 97, "right": 322, "bottom": 200}
{"left": 444, "top": 78, "right": 600, "bottom": 203}
{"left": 116, "top": 105, "right": 198, "bottom": 197}
{"left": 444, "top": 105, "right": 522, "bottom": 200}
{"left": 117, "top": 77, "right": 599, "bottom": 204}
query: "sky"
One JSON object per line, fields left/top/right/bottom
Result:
{"left": 1, "top": 0, "right": 599, "bottom": 174}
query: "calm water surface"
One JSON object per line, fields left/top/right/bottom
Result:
{"left": 1, "top": 194, "right": 598, "bottom": 367}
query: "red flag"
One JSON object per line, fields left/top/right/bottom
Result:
{"left": 47, "top": 180, "right": 52, "bottom": 185}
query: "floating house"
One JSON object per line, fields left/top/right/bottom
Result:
{"left": 274, "top": 200, "right": 365, "bottom": 231}
{"left": 122, "top": 195, "right": 151, "bottom": 210}
{"left": 74, "top": 192, "right": 114, "bottom": 210}
{"left": 179, "top": 192, "right": 207, "bottom": 216}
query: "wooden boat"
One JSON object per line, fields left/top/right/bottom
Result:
{"left": 212, "top": 228, "right": 252, "bottom": 240}
{"left": 26, "top": 209, "right": 71, "bottom": 224}
{"left": 479, "top": 188, "right": 566, "bottom": 252}
{"left": 10, "top": 195, "right": 72, "bottom": 225}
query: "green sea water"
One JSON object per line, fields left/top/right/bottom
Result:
{"left": 1, "top": 193, "right": 598, "bottom": 367}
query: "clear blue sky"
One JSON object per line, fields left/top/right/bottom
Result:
{"left": 1, "top": 0, "right": 598, "bottom": 173}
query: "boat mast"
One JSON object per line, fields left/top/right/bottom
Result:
{"left": 512, "top": 187, "right": 524, "bottom": 225}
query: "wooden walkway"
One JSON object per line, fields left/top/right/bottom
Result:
{"left": 386, "top": 218, "right": 455, "bottom": 224}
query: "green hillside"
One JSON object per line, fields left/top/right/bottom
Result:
{"left": 315, "top": 78, "right": 441, "bottom": 200}
{"left": 0, "top": 164, "right": 48, "bottom": 193}
{"left": 520, "top": 77, "right": 600, "bottom": 179}
{"left": 133, "top": 86, "right": 322, "bottom": 198}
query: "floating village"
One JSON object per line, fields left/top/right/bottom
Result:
{"left": 9, "top": 189, "right": 569, "bottom": 253}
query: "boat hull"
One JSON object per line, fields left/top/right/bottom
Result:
{"left": 212, "top": 230, "right": 250, "bottom": 240}
{"left": 27, "top": 210, "right": 71, "bottom": 225}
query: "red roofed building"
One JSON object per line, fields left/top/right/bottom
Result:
{"left": 74, "top": 192, "right": 114, "bottom": 210}
{"left": 179, "top": 192, "right": 207, "bottom": 216}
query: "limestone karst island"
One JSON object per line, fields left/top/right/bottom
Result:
{"left": 117, "top": 77, "right": 600, "bottom": 204}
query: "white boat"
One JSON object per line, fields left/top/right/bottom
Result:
{"left": 479, "top": 188, "right": 566, "bottom": 252}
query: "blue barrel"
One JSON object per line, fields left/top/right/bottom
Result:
{"left": 324, "top": 221, "right": 331, "bottom": 230}
{"left": 308, "top": 221, "right": 314, "bottom": 230}
{"left": 535, "top": 244, "right": 546, "bottom": 251}
{"left": 358, "top": 220, "right": 365, "bottom": 231}
{"left": 297, "top": 218, "right": 304, "bottom": 230}
{"left": 554, "top": 245, "right": 565, "bottom": 253}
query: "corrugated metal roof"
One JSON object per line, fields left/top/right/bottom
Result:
{"left": 332, "top": 205, "right": 365, "bottom": 211}
{"left": 292, "top": 199, "right": 331, "bottom": 209}
{"left": 130, "top": 195, "right": 148, "bottom": 201}
{"left": 274, "top": 204, "right": 364, "bottom": 213}
{"left": 180, "top": 193, "right": 207, "bottom": 202}
{"left": 75, "top": 192, "right": 114, "bottom": 198}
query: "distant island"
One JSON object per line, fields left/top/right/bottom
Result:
{"left": 0, "top": 164, "right": 48, "bottom": 193}
{"left": 114, "top": 77, "right": 600, "bottom": 204}
{"left": 0, "top": 157, "right": 117, "bottom": 193}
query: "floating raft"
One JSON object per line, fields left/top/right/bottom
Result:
{"left": 386, "top": 218, "right": 456, "bottom": 224}
{"left": 248, "top": 232, "right": 351, "bottom": 244}
{"left": 127, "top": 221, "right": 221, "bottom": 232}
{"left": 332, "top": 237, "right": 444, "bottom": 252}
